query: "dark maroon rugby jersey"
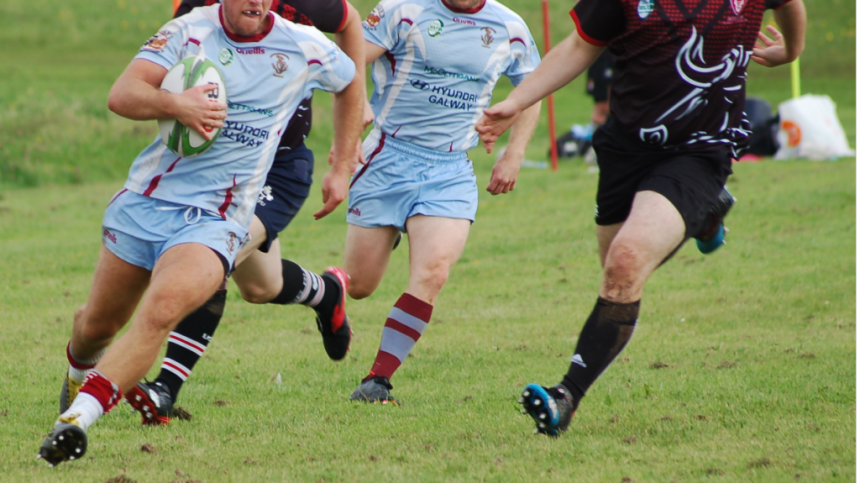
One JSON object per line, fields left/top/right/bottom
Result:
{"left": 572, "top": 0, "right": 791, "bottom": 154}
{"left": 176, "top": 0, "right": 349, "bottom": 152}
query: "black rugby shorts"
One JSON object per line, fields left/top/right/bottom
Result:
{"left": 254, "top": 143, "right": 314, "bottom": 253}
{"left": 591, "top": 120, "right": 733, "bottom": 239}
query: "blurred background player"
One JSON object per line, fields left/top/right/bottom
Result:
{"left": 40, "top": 0, "right": 357, "bottom": 465}
{"left": 345, "top": 0, "right": 542, "bottom": 404}
{"left": 580, "top": 49, "right": 615, "bottom": 164}
{"left": 477, "top": 0, "right": 806, "bottom": 436}
{"left": 62, "top": 0, "right": 368, "bottom": 426}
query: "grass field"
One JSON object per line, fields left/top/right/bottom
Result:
{"left": 0, "top": 0, "right": 856, "bottom": 481}
{"left": 0, "top": 159, "right": 855, "bottom": 482}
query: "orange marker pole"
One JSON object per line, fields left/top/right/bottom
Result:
{"left": 542, "top": 0, "right": 558, "bottom": 171}
{"left": 173, "top": 0, "right": 182, "bottom": 15}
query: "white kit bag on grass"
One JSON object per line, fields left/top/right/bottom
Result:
{"left": 774, "top": 94, "right": 855, "bottom": 160}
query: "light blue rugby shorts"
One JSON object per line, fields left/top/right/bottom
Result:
{"left": 101, "top": 189, "right": 247, "bottom": 273}
{"left": 347, "top": 130, "right": 479, "bottom": 232}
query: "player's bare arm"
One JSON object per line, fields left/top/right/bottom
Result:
{"left": 752, "top": 0, "right": 806, "bottom": 67}
{"left": 476, "top": 30, "right": 603, "bottom": 152}
{"left": 108, "top": 60, "right": 228, "bottom": 140}
{"left": 486, "top": 101, "right": 541, "bottom": 195}
{"left": 315, "top": 1, "right": 366, "bottom": 220}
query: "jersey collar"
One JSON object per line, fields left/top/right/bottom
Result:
{"left": 219, "top": 5, "right": 275, "bottom": 43}
{"left": 441, "top": 0, "right": 486, "bottom": 14}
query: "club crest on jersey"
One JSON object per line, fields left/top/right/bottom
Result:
{"left": 271, "top": 53, "right": 289, "bottom": 77}
{"left": 365, "top": 5, "right": 385, "bottom": 28}
{"left": 142, "top": 29, "right": 174, "bottom": 52}
{"left": 226, "top": 232, "right": 238, "bottom": 254}
{"left": 428, "top": 19, "right": 444, "bottom": 37}
{"left": 730, "top": 0, "right": 747, "bottom": 15}
{"left": 219, "top": 47, "right": 234, "bottom": 66}
{"left": 480, "top": 27, "right": 495, "bottom": 48}
{"left": 637, "top": 0, "right": 654, "bottom": 19}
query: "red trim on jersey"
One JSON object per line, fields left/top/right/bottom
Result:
{"left": 108, "top": 189, "right": 128, "bottom": 206}
{"left": 350, "top": 133, "right": 386, "bottom": 188}
{"left": 391, "top": 125, "right": 402, "bottom": 138}
{"left": 187, "top": 38, "right": 200, "bottom": 45}
{"left": 219, "top": 5, "right": 275, "bottom": 43}
{"left": 163, "top": 359, "right": 190, "bottom": 378}
{"left": 335, "top": 0, "right": 349, "bottom": 32}
{"left": 143, "top": 157, "right": 182, "bottom": 197}
{"left": 218, "top": 175, "right": 237, "bottom": 219}
{"left": 384, "top": 52, "right": 397, "bottom": 76}
{"left": 308, "top": 59, "right": 322, "bottom": 66}
{"left": 510, "top": 37, "right": 525, "bottom": 45}
{"left": 399, "top": 18, "right": 413, "bottom": 26}
{"left": 570, "top": 9, "right": 608, "bottom": 47}
{"left": 441, "top": 0, "right": 485, "bottom": 14}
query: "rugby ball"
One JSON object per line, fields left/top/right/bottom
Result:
{"left": 158, "top": 56, "right": 227, "bottom": 157}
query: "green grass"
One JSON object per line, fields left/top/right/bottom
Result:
{"left": 0, "top": 0, "right": 855, "bottom": 481}
{"left": 0, "top": 157, "right": 854, "bottom": 482}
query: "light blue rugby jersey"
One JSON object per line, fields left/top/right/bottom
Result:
{"left": 126, "top": 5, "right": 354, "bottom": 228}
{"left": 363, "top": 0, "right": 540, "bottom": 152}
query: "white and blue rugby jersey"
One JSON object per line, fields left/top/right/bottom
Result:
{"left": 126, "top": 5, "right": 354, "bottom": 228}
{"left": 363, "top": 0, "right": 539, "bottom": 152}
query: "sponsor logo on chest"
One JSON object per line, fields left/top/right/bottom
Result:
{"left": 637, "top": 0, "right": 655, "bottom": 19}
{"left": 730, "top": 0, "right": 747, "bottom": 15}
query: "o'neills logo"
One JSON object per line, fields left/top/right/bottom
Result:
{"left": 237, "top": 47, "right": 265, "bottom": 54}
{"left": 103, "top": 229, "right": 117, "bottom": 244}
{"left": 453, "top": 17, "right": 476, "bottom": 26}
{"left": 348, "top": 207, "right": 361, "bottom": 216}
{"left": 730, "top": 0, "right": 747, "bottom": 15}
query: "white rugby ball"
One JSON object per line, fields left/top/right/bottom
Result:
{"left": 158, "top": 56, "right": 227, "bottom": 157}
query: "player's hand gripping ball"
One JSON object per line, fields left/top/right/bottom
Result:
{"left": 158, "top": 56, "right": 227, "bottom": 157}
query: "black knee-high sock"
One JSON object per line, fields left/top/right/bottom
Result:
{"left": 155, "top": 289, "right": 227, "bottom": 401}
{"left": 561, "top": 297, "right": 639, "bottom": 409}
{"left": 268, "top": 259, "right": 338, "bottom": 320}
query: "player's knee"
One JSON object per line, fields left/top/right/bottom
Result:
{"left": 413, "top": 264, "right": 449, "bottom": 296}
{"left": 238, "top": 282, "right": 278, "bottom": 304}
{"left": 348, "top": 280, "right": 376, "bottom": 300}
{"left": 604, "top": 240, "right": 642, "bottom": 283}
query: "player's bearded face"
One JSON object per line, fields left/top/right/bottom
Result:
{"left": 222, "top": 0, "right": 273, "bottom": 37}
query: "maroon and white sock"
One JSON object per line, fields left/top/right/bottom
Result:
{"left": 367, "top": 293, "right": 433, "bottom": 381}
{"left": 66, "top": 341, "right": 104, "bottom": 384}
{"left": 60, "top": 371, "right": 122, "bottom": 430}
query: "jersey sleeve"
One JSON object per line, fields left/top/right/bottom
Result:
{"left": 362, "top": 0, "right": 409, "bottom": 51}
{"left": 570, "top": 0, "right": 626, "bottom": 46}
{"left": 281, "top": 0, "right": 348, "bottom": 33}
{"left": 298, "top": 33, "right": 357, "bottom": 98}
{"left": 503, "top": 22, "right": 541, "bottom": 86}
{"left": 134, "top": 19, "right": 187, "bottom": 71}
{"left": 765, "top": 0, "right": 793, "bottom": 9}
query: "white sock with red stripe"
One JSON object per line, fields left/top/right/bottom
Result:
{"left": 60, "top": 371, "right": 121, "bottom": 431}
{"left": 66, "top": 341, "right": 104, "bottom": 384}
{"left": 366, "top": 293, "right": 433, "bottom": 381}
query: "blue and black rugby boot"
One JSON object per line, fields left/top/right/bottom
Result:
{"left": 519, "top": 383, "right": 574, "bottom": 437}
{"left": 696, "top": 187, "right": 736, "bottom": 254}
